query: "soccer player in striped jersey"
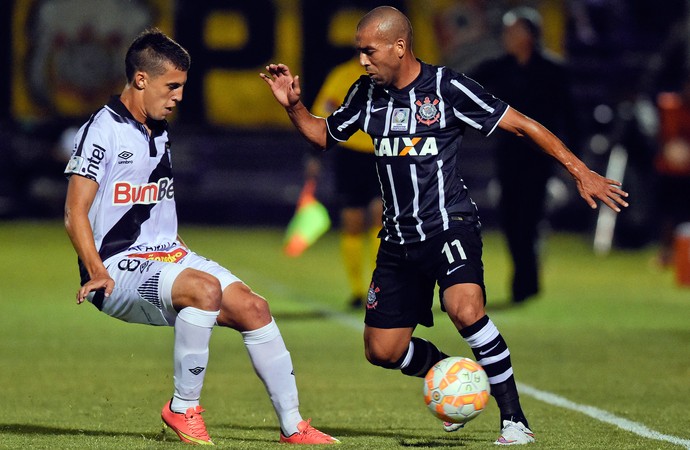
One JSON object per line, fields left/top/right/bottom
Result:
{"left": 64, "top": 28, "right": 338, "bottom": 446}
{"left": 262, "top": 6, "right": 628, "bottom": 446}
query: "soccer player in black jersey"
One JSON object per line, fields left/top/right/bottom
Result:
{"left": 262, "top": 6, "right": 628, "bottom": 446}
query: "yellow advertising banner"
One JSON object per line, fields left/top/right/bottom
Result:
{"left": 10, "top": 0, "right": 562, "bottom": 127}
{"left": 11, "top": 0, "right": 174, "bottom": 120}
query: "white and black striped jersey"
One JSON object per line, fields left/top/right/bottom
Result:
{"left": 326, "top": 61, "right": 509, "bottom": 244}
{"left": 64, "top": 96, "right": 178, "bottom": 284}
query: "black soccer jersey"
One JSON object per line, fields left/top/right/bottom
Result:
{"left": 326, "top": 61, "right": 508, "bottom": 244}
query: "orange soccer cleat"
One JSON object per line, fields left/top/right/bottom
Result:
{"left": 279, "top": 419, "right": 340, "bottom": 444}
{"left": 161, "top": 400, "right": 214, "bottom": 445}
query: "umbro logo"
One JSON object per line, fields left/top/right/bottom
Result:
{"left": 189, "top": 366, "right": 205, "bottom": 375}
{"left": 118, "top": 151, "right": 134, "bottom": 164}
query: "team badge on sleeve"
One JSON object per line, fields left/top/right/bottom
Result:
{"left": 65, "top": 155, "right": 85, "bottom": 174}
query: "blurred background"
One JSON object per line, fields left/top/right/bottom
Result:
{"left": 0, "top": 0, "right": 688, "bottom": 253}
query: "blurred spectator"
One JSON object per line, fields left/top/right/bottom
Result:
{"left": 468, "top": 6, "right": 579, "bottom": 303}
{"left": 654, "top": 74, "right": 690, "bottom": 266}
{"left": 432, "top": 0, "right": 505, "bottom": 73}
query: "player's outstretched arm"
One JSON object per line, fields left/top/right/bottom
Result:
{"left": 64, "top": 175, "right": 115, "bottom": 304}
{"left": 260, "top": 63, "right": 328, "bottom": 150}
{"left": 498, "top": 107, "right": 629, "bottom": 212}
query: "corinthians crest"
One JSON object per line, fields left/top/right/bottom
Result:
{"left": 415, "top": 96, "right": 441, "bottom": 126}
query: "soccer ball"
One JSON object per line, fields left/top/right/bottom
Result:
{"left": 423, "top": 356, "right": 491, "bottom": 424}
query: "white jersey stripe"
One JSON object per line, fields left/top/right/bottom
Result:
{"left": 385, "top": 164, "right": 404, "bottom": 244}
{"left": 436, "top": 159, "right": 449, "bottom": 230}
{"left": 337, "top": 111, "right": 361, "bottom": 133}
{"left": 452, "top": 107, "right": 483, "bottom": 130}
{"left": 333, "top": 83, "right": 359, "bottom": 114}
{"left": 363, "top": 84, "right": 374, "bottom": 133}
{"left": 325, "top": 120, "right": 347, "bottom": 143}
{"left": 451, "top": 79, "right": 495, "bottom": 113}
{"left": 408, "top": 89, "right": 417, "bottom": 135}
{"left": 382, "top": 96, "right": 394, "bottom": 136}
{"left": 333, "top": 83, "right": 363, "bottom": 136}
{"left": 436, "top": 68, "right": 446, "bottom": 128}
{"left": 409, "top": 165, "right": 426, "bottom": 241}
{"left": 489, "top": 105, "right": 511, "bottom": 136}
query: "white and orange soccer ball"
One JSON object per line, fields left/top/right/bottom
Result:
{"left": 423, "top": 356, "right": 491, "bottom": 424}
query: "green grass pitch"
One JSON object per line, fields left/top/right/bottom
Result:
{"left": 1, "top": 221, "right": 688, "bottom": 449}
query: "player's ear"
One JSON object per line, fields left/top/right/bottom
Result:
{"left": 396, "top": 38, "right": 406, "bottom": 58}
{"left": 134, "top": 72, "right": 147, "bottom": 90}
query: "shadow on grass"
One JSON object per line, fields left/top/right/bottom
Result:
{"left": 1, "top": 422, "right": 486, "bottom": 447}
{"left": 0, "top": 423, "right": 155, "bottom": 439}
{"left": 214, "top": 423, "right": 482, "bottom": 447}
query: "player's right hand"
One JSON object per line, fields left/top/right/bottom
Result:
{"left": 260, "top": 63, "right": 302, "bottom": 108}
{"left": 77, "top": 272, "right": 115, "bottom": 304}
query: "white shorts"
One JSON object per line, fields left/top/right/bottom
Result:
{"left": 87, "top": 244, "right": 240, "bottom": 326}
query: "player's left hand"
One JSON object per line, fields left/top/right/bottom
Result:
{"left": 77, "top": 272, "right": 115, "bottom": 304}
{"left": 575, "top": 170, "right": 629, "bottom": 212}
{"left": 260, "top": 63, "right": 302, "bottom": 108}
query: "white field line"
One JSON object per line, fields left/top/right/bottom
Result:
{"left": 517, "top": 383, "right": 690, "bottom": 449}
{"left": 253, "top": 273, "right": 690, "bottom": 449}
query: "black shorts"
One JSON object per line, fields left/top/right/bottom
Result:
{"left": 364, "top": 218, "right": 485, "bottom": 329}
{"left": 334, "top": 146, "right": 380, "bottom": 208}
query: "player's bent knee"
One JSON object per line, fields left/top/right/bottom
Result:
{"left": 241, "top": 293, "right": 271, "bottom": 320}
{"left": 365, "top": 349, "right": 406, "bottom": 369}
{"left": 442, "top": 285, "right": 485, "bottom": 327}
{"left": 449, "top": 303, "right": 484, "bottom": 326}
{"left": 216, "top": 282, "right": 272, "bottom": 330}
{"left": 172, "top": 269, "right": 222, "bottom": 312}
{"left": 364, "top": 343, "right": 407, "bottom": 369}
{"left": 191, "top": 277, "right": 223, "bottom": 311}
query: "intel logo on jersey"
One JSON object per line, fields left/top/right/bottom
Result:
{"left": 113, "top": 178, "right": 174, "bottom": 205}
{"left": 374, "top": 137, "right": 438, "bottom": 156}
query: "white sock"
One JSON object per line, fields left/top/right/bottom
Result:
{"left": 171, "top": 307, "right": 219, "bottom": 414}
{"left": 242, "top": 318, "right": 302, "bottom": 435}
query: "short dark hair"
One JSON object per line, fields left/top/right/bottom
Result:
{"left": 124, "top": 28, "right": 190, "bottom": 82}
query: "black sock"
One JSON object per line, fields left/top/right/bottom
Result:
{"left": 460, "top": 315, "right": 529, "bottom": 429}
{"left": 400, "top": 337, "right": 448, "bottom": 378}
{"left": 491, "top": 378, "right": 529, "bottom": 429}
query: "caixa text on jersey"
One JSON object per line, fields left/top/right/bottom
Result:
{"left": 112, "top": 178, "right": 174, "bottom": 205}
{"left": 374, "top": 137, "right": 438, "bottom": 157}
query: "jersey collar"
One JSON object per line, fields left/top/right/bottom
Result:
{"left": 107, "top": 95, "right": 136, "bottom": 122}
{"left": 382, "top": 59, "right": 427, "bottom": 94}
{"left": 106, "top": 95, "right": 168, "bottom": 138}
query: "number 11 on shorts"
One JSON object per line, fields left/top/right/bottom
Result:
{"left": 442, "top": 239, "right": 467, "bottom": 264}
